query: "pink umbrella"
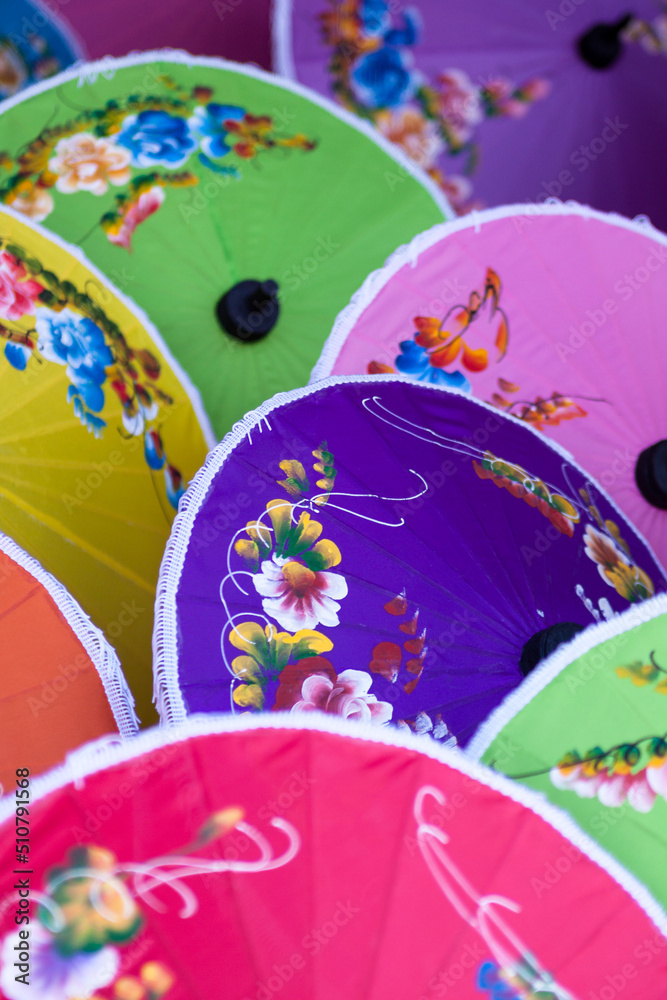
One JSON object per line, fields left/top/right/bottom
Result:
{"left": 0, "top": 715, "right": 665, "bottom": 998}
{"left": 312, "top": 202, "right": 667, "bottom": 570}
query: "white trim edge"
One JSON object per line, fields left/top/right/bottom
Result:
{"left": 0, "top": 530, "right": 138, "bottom": 737}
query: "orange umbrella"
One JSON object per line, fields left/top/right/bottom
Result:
{"left": 0, "top": 530, "right": 137, "bottom": 791}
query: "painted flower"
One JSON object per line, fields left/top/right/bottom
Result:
{"left": 229, "top": 620, "right": 333, "bottom": 709}
{"left": 376, "top": 107, "right": 444, "bottom": 169}
{"left": 7, "top": 182, "right": 54, "bottom": 221}
{"left": 583, "top": 524, "right": 654, "bottom": 603}
{"left": 395, "top": 339, "right": 471, "bottom": 389}
{"left": 0, "top": 250, "right": 44, "bottom": 320}
{"left": 437, "top": 69, "right": 483, "bottom": 143}
{"left": 436, "top": 172, "right": 472, "bottom": 213}
{"left": 106, "top": 186, "right": 165, "bottom": 250}
{"left": 36, "top": 307, "right": 113, "bottom": 414}
{"left": 189, "top": 103, "right": 245, "bottom": 158}
{"left": 236, "top": 499, "right": 348, "bottom": 631}
{"left": 164, "top": 463, "right": 185, "bottom": 510}
{"left": 0, "top": 924, "right": 118, "bottom": 1000}
{"left": 359, "top": 0, "right": 391, "bottom": 35}
{"left": 116, "top": 110, "right": 197, "bottom": 168}
{"left": 291, "top": 668, "right": 392, "bottom": 724}
{"left": 0, "top": 42, "right": 27, "bottom": 98}
{"left": 351, "top": 46, "right": 418, "bottom": 109}
{"left": 49, "top": 133, "right": 131, "bottom": 195}
{"left": 473, "top": 453, "right": 579, "bottom": 537}
{"left": 254, "top": 555, "right": 347, "bottom": 631}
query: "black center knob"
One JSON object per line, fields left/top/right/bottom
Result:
{"left": 577, "top": 14, "right": 633, "bottom": 69}
{"left": 635, "top": 440, "right": 667, "bottom": 509}
{"left": 216, "top": 279, "right": 280, "bottom": 343}
{"left": 519, "top": 622, "right": 585, "bottom": 677}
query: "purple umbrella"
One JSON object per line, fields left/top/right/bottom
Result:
{"left": 273, "top": 0, "right": 667, "bottom": 227}
{"left": 154, "top": 375, "right": 666, "bottom": 745}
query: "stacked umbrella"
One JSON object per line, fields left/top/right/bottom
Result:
{"left": 1, "top": 1, "right": 667, "bottom": 997}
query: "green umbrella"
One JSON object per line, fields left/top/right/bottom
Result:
{"left": 468, "top": 594, "right": 667, "bottom": 908}
{"left": 0, "top": 51, "right": 450, "bottom": 437}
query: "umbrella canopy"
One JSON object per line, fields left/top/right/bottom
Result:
{"left": 0, "top": 715, "right": 665, "bottom": 999}
{"left": 0, "top": 204, "right": 213, "bottom": 724}
{"left": 55, "top": 0, "right": 272, "bottom": 69}
{"left": 153, "top": 375, "right": 666, "bottom": 744}
{"left": 274, "top": 0, "right": 667, "bottom": 226}
{"left": 313, "top": 202, "right": 667, "bottom": 570}
{"left": 468, "top": 593, "right": 667, "bottom": 910}
{"left": 0, "top": 51, "right": 449, "bottom": 439}
{"left": 0, "top": 1, "right": 84, "bottom": 103}
{"left": 0, "top": 530, "right": 136, "bottom": 790}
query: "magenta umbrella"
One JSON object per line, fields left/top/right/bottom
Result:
{"left": 58, "top": 0, "right": 272, "bottom": 69}
{"left": 274, "top": 0, "right": 667, "bottom": 227}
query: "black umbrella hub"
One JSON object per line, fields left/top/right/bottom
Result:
{"left": 520, "top": 622, "right": 585, "bottom": 677}
{"left": 217, "top": 279, "right": 280, "bottom": 343}
{"left": 635, "top": 440, "right": 667, "bottom": 509}
{"left": 577, "top": 14, "right": 633, "bottom": 69}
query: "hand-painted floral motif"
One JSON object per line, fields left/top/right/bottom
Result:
{"left": 584, "top": 523, "right": 654, "bottom": 603}
{"left": 415, "top": 786, "right": 570, "bottom": 996}
{"left": 473, "top": 452, "right": 580, "bottom": 537}
{"left": 235, "top": 498, "right": 348, "bottom": 630}
{"left": 490, "top": 378, "right": 590, "bottom": 431}
{"left": 370, "top": 267, "right": 508, "bottom": 388}
{"left": 319, "top": 0, "right": 550, "bottom": 211}
{"left": 0, "top": 813, "right": 298, "bottom": 1000}
{"left": 0, "top": 77, "right": 316, "bottom": 248}
{"left": 291, "top": 668, "right": 392, "bottom": 723}
{"left": 551, "top": 736, "right": 667, "bottom": 814}
{"left": 616, "top": 650, "right": 667, "bottom": 693}
{"left": 0, "top": 236, "right": 185, "bottom": 507}
{"left": 49, "top": 133, "right": 132, "bottom": 195}
{"left": 0, "top": 30, "right": 69, "bottom": 102}
{"left": 229, "top": 620, "right": 333, "bottom": 708}
{"left": 116, "top": 110, "right": 198, "bottom": 168}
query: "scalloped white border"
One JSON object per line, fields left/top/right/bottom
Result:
{"left": 0, "top": 203, "right": 217, "bottom": 451}
{"left": 0, "top": 530, "right": 138, "bottom": 737}
{"left": 309, "top": 199, "right": 667, "bottom": 382}
{"left": 0, "top": 711, "right": 665, "bottom": 938}
{"left": 24, "top": 0, "right": 88, "bottom": 66}
{"left": 467, "top": 591, "right": 667, "bottom": 762}
{"left": 0, "top": 48, "right": 452, "bottom": 220}
{"left": 151, "top": 373, "right": 666, "bottom": 727}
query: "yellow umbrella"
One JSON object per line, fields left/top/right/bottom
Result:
{"left": 0, "top": 205, "right": 214, "bottom": 723}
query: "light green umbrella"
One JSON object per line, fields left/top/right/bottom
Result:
{"left": 468, "top": 594, "right": 667, "bottom": 908}
{"left": 0, "top": 50, "right": 450, "bottom": 437}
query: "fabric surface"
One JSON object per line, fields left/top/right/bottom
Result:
{"left": 0, "top": 719, "right": 665, "bottom": 998}
{"left": 156, "top": 376, "right": 666, "bottom": 745}
{"left": 0, "top": 547, "right": 118, "bottom": 789}
{"left": 0, "top": 207, "right": 211, "bottom": 724}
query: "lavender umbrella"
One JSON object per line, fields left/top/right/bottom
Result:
{"left": 154, "top": 375, "right": 666, "bottom": 745}
{"left": 274, "top": 0, "right": 667, "bottom": 227}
